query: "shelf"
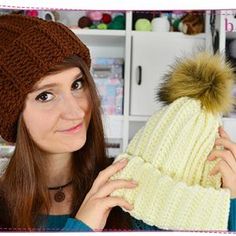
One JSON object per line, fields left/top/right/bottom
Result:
{"left": 71, "top": 28, "right": 126, "bottom": 47}
{"left": 71, "top": 28, "right": 126, "bottom": 36}
{"left": 131, "top": 31, "right": 206, "bottom": 39}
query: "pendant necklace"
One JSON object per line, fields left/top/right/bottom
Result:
{"left": 48, "top": 180, "right": 73, "bottom": 202}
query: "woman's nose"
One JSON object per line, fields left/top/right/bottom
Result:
{"left": 59, "top": 93, "right": 85, "bottom": 119}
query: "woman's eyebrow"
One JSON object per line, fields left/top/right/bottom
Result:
{"left": 75, "top": 72, "right": 83, "bottom": 78}
{"left": 32, "top": 83, "right": 58, "bottom": 92}
{"left": 32, "top": 72, "right": 83, "bottom": 92}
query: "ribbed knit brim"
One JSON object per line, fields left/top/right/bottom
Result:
{"left": 0, "top": 14, "right": 91, "bottom": 143}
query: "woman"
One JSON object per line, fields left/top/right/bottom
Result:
{"left": 0, "top": 13, "right": 236, "bottom": 232}
{"left": 0, "top": 13, "right": 139, "bottom": 231}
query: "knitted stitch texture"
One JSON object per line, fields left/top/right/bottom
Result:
{"left": 110, "top": 52, "right": 236, "bottom": 231}
{"left": 0, "top": 14, "right": 91, "bottom": 143}
{"left": 111, "top": 97, "right": 230, "bottom": 230}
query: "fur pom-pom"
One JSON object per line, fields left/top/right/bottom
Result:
{"left": 157, "top": 52, "right": 236, "bottom": 114}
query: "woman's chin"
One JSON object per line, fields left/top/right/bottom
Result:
{"left": 37, "top": 137, "right": 87, "bottom": 154}
{"left": 62, "top": 138, "right": 87, "bottom": 153}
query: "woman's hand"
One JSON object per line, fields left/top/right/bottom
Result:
{"left": 208, "top": 126, "right": 236, "bottom": 198}
{"left": 75, "top": 158, "right": 137, "bottom": 231}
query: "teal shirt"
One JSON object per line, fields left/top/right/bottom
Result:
{"left": 37, "top": 215, "right": 93, "bottom": 232}
{"left": 38, "top": 199, "right": 236, "bottom": 232}
{"left": 37, "top": 214, "right": 160, "bottom": 232}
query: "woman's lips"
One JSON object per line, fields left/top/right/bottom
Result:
{"left": 60, "top": 123, "right": 83, "bottom": 134}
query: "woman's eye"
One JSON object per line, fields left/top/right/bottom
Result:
{"left": 72, "top": 78, "right": 84, "bottom": 90}
{"left": 35, "top": 92, "right": 54, "bottom": 102}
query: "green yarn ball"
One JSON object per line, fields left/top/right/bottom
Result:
{"left": 89, "top": 24, "right": 97, "bottom": 29}
{"left": 97, "top": 23, "right": 108, "bottom": 30}
{"left": 113, "top": 15, "right": 125, "bottom": 24}
{"left": 108, "top": 21, "right": 125, "bottom": 30}
{"left": 173, "top": 18, "right": 181, "bottom": 31}
{"left": 135, "top": 18, "right": 151, "bottom": 31}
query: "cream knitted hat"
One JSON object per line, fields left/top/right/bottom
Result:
{"left": 110, "top": 52, "right": 236, "bottom": 231}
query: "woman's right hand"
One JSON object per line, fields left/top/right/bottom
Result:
{"left": 75, "top": 158, "right": 137, "bottom": 231}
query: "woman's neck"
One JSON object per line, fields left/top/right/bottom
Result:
{"left": 45, "top": 152, "right": 73, "bottom": 188}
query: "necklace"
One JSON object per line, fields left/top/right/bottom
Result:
{"left": 48, "top": 180, "right": 73, "bottom": 202}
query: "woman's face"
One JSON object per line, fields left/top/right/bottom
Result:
{"left": 23, "top": 67, "right": 92, "bottom": 154}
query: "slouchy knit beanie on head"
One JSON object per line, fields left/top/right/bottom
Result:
{"left": 0, "top": 14, "right": 91, "bottom": 143}
{"left": 110, "top": 52, "right": 236, "bottom": 230}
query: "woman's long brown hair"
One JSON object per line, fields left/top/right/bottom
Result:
{"left": 0, "top": 55, "right": 131, "bottom": 230}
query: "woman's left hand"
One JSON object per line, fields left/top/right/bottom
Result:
{"left": 208, "top": 126, "right": 236, "bottom": 198}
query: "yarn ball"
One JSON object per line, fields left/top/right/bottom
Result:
{"left": 25, "top": 10, "right": 38, "bottom": 17}
{"left": 87, "top": 11, "right": 103, "bottom": 21}
{"left": 135, "top": 18, "right": 151, "bottom": 31}
{"left": 107, "top": 15, "right": 125, "bottom": 30}
{"left": 178, "top": 22, "right": 188, "bottom": 34}
{"left": 51, "top": 11, "right": 60, "bottom": 22}
{"left": 172, "top": 18, "right": 181, "bottom": 31}
{"left": 97, "top": 23, "right": 108, "bottom": 30}
{"left": 113, "top": 15, "right": 125, "bottom": 24}
{"left": 112, "top": 12, "right": 124, "bottom": 19}
{"left": 90, "top": 24, "right": 97, "bottom": 29}
{"left": 108, "top": 21, "right": 124, "bottom": 30}
{"left": 102, "top": 13, "right": 112, "bottom": 24}
{"left": 78, "top": 16, "right": 92, "bottom": 28}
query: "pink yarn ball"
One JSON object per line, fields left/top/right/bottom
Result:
{"left": 87, "top": 11, "right": 103, "bottom": 21}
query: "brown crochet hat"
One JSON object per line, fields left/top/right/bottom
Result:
{"left": 0, "top": 14, "right": 91, "bottom": 143}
